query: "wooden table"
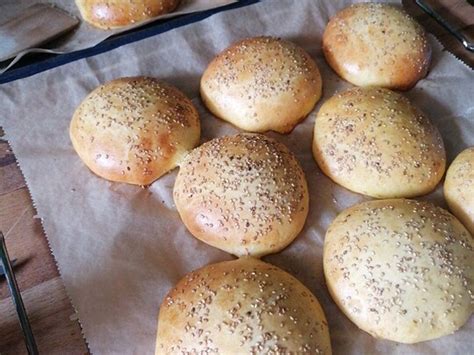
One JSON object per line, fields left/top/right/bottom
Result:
{"left": 0, "top": 127, "right": 88, "bottom": 354}
{"left": 0, "top": 1, "right": 472, "bottom": 354}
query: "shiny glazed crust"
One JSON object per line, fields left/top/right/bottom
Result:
{"left": 200, "top": 36, "right": 322, "bottom": 133}
{"left": 75, "top": 0, "right": 181, "bottom": 29}
{"left": 156, "top": 257, "right": 332, "bottom": 354}
{"left": 70, "top": 77, "right": 200, "bottom": 185}
{"left": 312, "top": 87, "right": 445, "bottom": 198}
{"left": 324, "top": 199, "right": 473, "bottom": 344}
{"left": 323, "top": 3, "right": 431, "bottom": 90}
{"left": 173, "top": 133, "right": 309, "bottom": 257}
{"left": 444, "top": 147, "right": 474, "bottom": 235}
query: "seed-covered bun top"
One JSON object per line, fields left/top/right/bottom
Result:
{"left": 156, "top": 257, "right": 332, "bottom": 354}
{"left": 173, "top": 133, "right": 309, "bottom": 257}
{"left": 445, "top": 147, "right": 474, "bottom": 235}
{"left": 312, "top": 87, "right": 445, "bottom": 198}
{"left": 75, "top": 0, "right": 181, "bottom": 29}
{"left": 323, "top": 3, "right": 431, "bottom": 90}
{"left": 200, "top": 36, "right": 322, "bottom": 133}
{"left": 70, "top": 77, "right": 200, "bottom": 185}
{"left": 324, "top": 199, "right": 473, "bottom": 344}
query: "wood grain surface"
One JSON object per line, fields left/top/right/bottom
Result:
{"left": 0, "top": 0, "right": 471, "bottom": 353}
{"left": 0, "top": 128, "right": 88, "bottom": 354}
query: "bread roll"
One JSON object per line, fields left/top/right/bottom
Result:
{"left": 312, "top": 87, "right": 445, "bottom": 198}
{"left": 444, "top": 147, "right": 474, "bottom": 235}
{"left": 156, "top": 257, "right": 332, "bottom": 354}
{"left": 200, "top": 36, "right": 322, "bottom": 133}
{"left": 70, "top": 77, "right": 200, "bottom": 185}
{"left": 173, "top": 133, "right": 309, "bottom": 257}
{"left": 324, "top": 199, "right": 473, "bottom": 344}
{"left": 75, "top": 0, "right": 181, "bottom": 29}
{"left": 323, "top": 3, "right": 431, "bottom": 90}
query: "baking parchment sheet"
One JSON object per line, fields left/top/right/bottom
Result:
{"left": 0, "top": 0, "right": 473, "bottom": 353}
{"left": 0, "top": 0, "right": 237, "bottom": 73}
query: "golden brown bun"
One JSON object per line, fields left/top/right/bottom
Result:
{"left": 200, "top": 36, "right": 322, "bottom": 133}
{"left": 173, "top": 133, "right": 309, "bottom": 257}
{"left": 444, "top": 147, "right": 474, "bottom": 235}
{"left": 323, "top": 3, "right": 431, "bottom": 90}
{"left": 75, "top": 0, "right": 181, "bottom": 29}
{"left": 70, "top": 77, "right": 200, "bottom": 185}
{"left": 324, "top": 199, "right": 473, "bottom": 344}
{"left": 312, "top": 87, "right": 445, "bottom": 198}
{"left": 156, "top": 257, "right": 332, "bottom": 354}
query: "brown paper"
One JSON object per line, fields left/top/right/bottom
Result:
{"left": 0, "top": 0, "right": 473, "bottom": 353}
{"left": 0, "top": 0, "right": 237, "bottom": 73}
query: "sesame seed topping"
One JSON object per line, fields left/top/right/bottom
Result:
{"left": 70, "top": 76, "right": 200, "bottom": 185}
{"left": 324, "top": 199, "right": 473, "bottom": 343}
{"left": 174, "top": 133, "right": 308, "bottom": 257}
{"left": 156, "top": 258, "right": 330, "bottom": 353}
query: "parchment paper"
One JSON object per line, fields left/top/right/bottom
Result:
{"left": 1, "top": 0, "right": 473, "bottom": 353}
{"left": 0, "top": 0, "right": 237, "bottom": 73}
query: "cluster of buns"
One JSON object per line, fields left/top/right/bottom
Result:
{"left": 75, "top": 0, "right": 181, "bottom": 29}
{"left": 70, "top": 54, "right": 328, "bottom": 353}
{"left": 316, "top": 3, "right": 473, "bottom": 344}
{"left": 69, "top": 1, "right": 472, "bottom": 352}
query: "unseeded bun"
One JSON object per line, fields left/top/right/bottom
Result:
{"left": 444, "top": 147, "right": 474, "bottom": 235}
{"left": 75, "top": 0, "right": 181, "bottom": 29}
{"left": 323, "top": 3, "right": 431, "bottom": 90}
{"left": 312, "top": 87, "right": 445, "bottom": 198}
{"left": 324, "top": 199, "right": 473, "bottom": 344}
{"left": 200, "top": 36, "right": 322, "bottom": 133}
{"left": 156, "top": 257, "right": 332, "bottom": 354}
{"left": 173, "top": 133, "right": 309, "bottom": 257}
{"left": 70, "top": 77, "right": 200, "bottom": 185}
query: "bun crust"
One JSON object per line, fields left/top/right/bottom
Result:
{"left": 444, "top": 147, "right": 474, "bottom": 235}
{"left": 70, "top": 77, "right": 200, "bottom": 185}
{"left": 324, "top": 199, "right": 473, "bottom": 344}
{"left": 173, "top": 133, "right": 309, "bottom": 257}
{"left": 75, "top": 0, "right": 181, "bottom": 29}
{"left": 312, "top": 87, "right": 445, "bottom": 198}
{"left": 156, "top": 257, "right": 332, "bottom": 354}
{"left": 200, "top": 37, "right": 322, "bottom": 133}
{"left": 323, "top": 3, "right": 431, "bottom": 90}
